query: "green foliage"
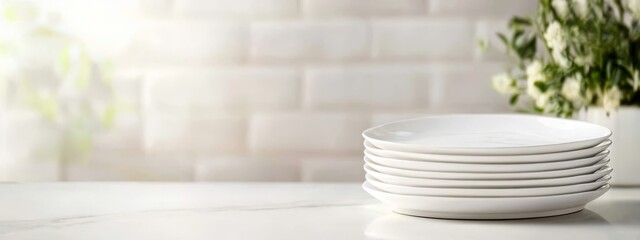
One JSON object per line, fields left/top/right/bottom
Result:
{"left": 0, "top": 1, "right": 119, "bottom": 159}
{"left": 492, "top": 0, "right": 640, "bottom": 117}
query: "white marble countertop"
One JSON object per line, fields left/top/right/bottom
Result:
{"left": 0, "top": 183, "right": 638, "bottom": 240}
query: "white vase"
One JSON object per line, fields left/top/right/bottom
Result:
{"left": 579, "top": 106, "right": 640, "bottom": 186}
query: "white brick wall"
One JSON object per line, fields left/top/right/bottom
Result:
{"left": 1, "top": 0, "right": 538, "bottom": 182}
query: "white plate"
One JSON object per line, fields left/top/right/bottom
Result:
{"left": 364, "top": 164, "right": 612, "bottom": 188}
{"left": 362, "top": 114, "right": 611, "bottom": 155}
{"left": 365, "top": 174, "right": 611, "bottom": 197}
{"left": 365, "top": 157, "right": 609, "bottom": 180}
{"left": 363, "top": 181, "right": 610, "bottom": 219}
{"left": 364, "top": 150, "right": 609, "bottom": 173}
{"left": 364, "top": 139, "right": 612, "bottom": 164}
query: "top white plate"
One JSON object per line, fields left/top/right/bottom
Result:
{"left": 364, "top": 140, "right": 611, "bottom": 164}
{"left": 362, "top": 114, "right": 611, "bottom": 155}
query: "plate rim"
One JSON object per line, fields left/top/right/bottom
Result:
{"left": 362, "top": 114, "right": 612, "bottom": 151}
{"left": 364, "top": 173, "right": 612, "bottom": 197}
{"left": 363, "top": 148, "right": 610, "bottom": 171}
{"left": 363, "top": 139, "right": 612, "bottom": 163}
{"left": 363, "top": 164, "right": 614, "bottom": 187}
{"left": 363, "top": 156, "right": 611, "bottom": 179}
{"left": 362, "top": 181, "right": 611, "bottom": 200}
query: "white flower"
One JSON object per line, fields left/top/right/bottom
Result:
{"left": 526, "top": 61, "right": 546, "bottom": 98}
{"left": 535, "top": 92, "right": 551, "bottom": 107}
{"left": 552, "top": 50, "right": 570, "bottom": 68}
{"left": 491, "top": 73, "right": 519, "bottom": 95}
{"left": 629, "top": 0, "right": 640, "bottom": 18}
{"left": 535, "top": 90, "right": 557, "bottom": 112}
{"left": 632, "top": 70, "right": 640, "bottom": 92}
{"left": 602, "top": 87, "right": 622, "bottom": 111}
{"left": 573, "top": 0, "right": 589, "bottom": 18}
{"left": 574, "top": 54, "right": 593, "bottom": 67}
{"left": 561, "top": 75, "right": 582, "bottom": 102}
{"left": 552, "top": 0, "right": 569, "bottom": 18}
{"left": 527, "top": 79, "right": 542, "bottom": 98}
{"left": 584, "top": 88, "right": 594, "bottom": 103}
{"left": 526, "top": 61, "right": 545, "bottom": 81}
{"left": 544, "top": 22, "right": 567, "bottom": 51}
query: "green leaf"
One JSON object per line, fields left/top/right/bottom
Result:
{"left": 102, "top": 103, "right": 118, "bottom": 128}
{"left": 76, "top": 51, "right": 92, "bottom": 89}
{"left": 26, "top": 92, "right": 59, "bottom": 122}
{"left": 516, "top": 35, "right": 537, "bottom": 59}
{"left": 58, "top": 48, "right": 71, "bottom": 75}
{"left": 497, "top": 33, "right": 509, "bottom": 47}
{"left": 509, "top": 16, "right": 532, "bottom": 30}
{"left": 533, "top": 105, "right": 544, "bottom": 113}
{"left": 509, "top": 94, "right": 520, "bottom": 105}
{"left": 512, "top": 29, "right": 524, "bottom": 43}
{"left": 534, "top": 81, "right": 549, "bottom": 92}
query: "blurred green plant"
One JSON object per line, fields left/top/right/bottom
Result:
{"left": 487, "top": 0, "right": 640, "bottom": 117}
{"left": 0, "top": 1, "right": 119, "bottom": 160}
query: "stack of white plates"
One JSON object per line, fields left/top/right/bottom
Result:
{"left": 362, "top": 114, "right": 613, "bottom": 220}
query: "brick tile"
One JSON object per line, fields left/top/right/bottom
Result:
{"left": 93, "top": 113, "right": 143, "bottom": 152}
{"left": 123, "top": 21, "right": 247, "bottom": 65}
{"left": 195, "top": 156, "right": 300, "bottom": 181}
{"left": 369, "top": 0, "right": 426, "bottom": 15}
{"left": 144, "top": 113, "right": 246, "bottom": 155}
{"left": 251, "top": 20, "right": 369, "bottom": 62}
{"left": 417, "top": 63, "right": 511, "bottom": 111}
{"left": 303, "top": 0, "right": 425, "bottom": 17}
{"left": 303, "top": 64, "right": 426, "bottom": 110}
{"left": 173, "top": 0, "right": 298, "bottom": 19}
{"left": 65, "top": 151, "right": 193, "bottom": 181}
{"left": 370, "top": 112, "right": 432, "bottom": 126}
{"left": 249, "top": 113, "right": 370, "bottom": 154}
{"left": 144, "top": 67, "right": 300, "bottom": 113}
{"left": 372, "top": 19, "right": 474, "bottom": 60}
{"left": 301, "top": 156, "right": 364, "bottom": 182}
{"left": 428, "top": 0, "right": 538, "bottom": 17}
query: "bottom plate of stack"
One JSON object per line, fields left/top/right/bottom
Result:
{"left": 363, "top": 181, "right": 610, "bottom": 220}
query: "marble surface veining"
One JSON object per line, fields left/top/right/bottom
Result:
{"left": 0, "top": 183, "right": 637, "bottom": 239}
